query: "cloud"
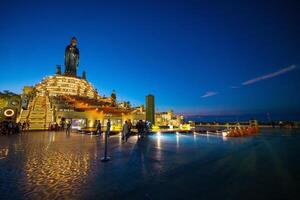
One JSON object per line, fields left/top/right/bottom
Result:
{"left": 201, "top": 91, "right": 218, "bottom": 98}
{"left": 230, "top": 86, "right": 241, "bottom": 89}
{"left": 242, "top": 65, "right": 297, "bottom": 86}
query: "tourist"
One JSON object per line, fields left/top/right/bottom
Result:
{"left": 122, "top": 121, "right": 129, "bottom": 142}
{"left": 8, "top": 121, "right": 13, "bottom": 134}
{"left": 141, "top": 120, "right": 145, "bottom": 138}
{"left": 145, "top": 121, "right": 150, "bottom": 135}
{"left": 26, "top": 120, "right": 30, "bottom": 130}
{"left": 66, "top": 121, "right": 72, "bottom": 135}
{"left": 136, "top": 120, "right": 145, "bottom": 139}
{"left": 22, "top": 121, "right": 26, "bottom": 131}
{"left": 128, "top": 119, "right": 132, "bottom": 137}
{"left": 96, "top": 121, "right": 102, "bottom": 135}
{"left": 60, "top": 120, "right": 65, "bottom": 131}
{"left": 55, "top": 122, "right": 59, "bottom": 131}
{"left": 106, "top": 119, "right": 111, "bottom": 137}
{"left": 17, "top": 122, "right": 22, "bottom": 133}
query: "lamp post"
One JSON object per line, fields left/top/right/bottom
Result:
{"left": 101, "top": 119, "right": 111, "bottom": 162}
{"left": 101, "top": 132, "right": 110, "bottom": 162}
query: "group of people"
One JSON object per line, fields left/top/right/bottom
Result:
{"left": 95, "top": 119, "right": 111, "bottom": 137}
{"left": 94, "top": 119, "right": 151, "bottom": 142}
{"left": 135, "top": 120, "right": 150, "bottom": 139}
{"left": 48, "top": 121, "right": 72, "bottom": 134}
{"left": 49, "top": 122, "right": 61, "bottom": 131}
{"left": 122, "top": 120, "right": 151, "bottom": 142}
{"left": 0, "top": 120, "right": 22, "bottom": 135}
{"left": 0, "top": 119, "right": 32, "bottom": 135}
{"left": 122, "top": 120, "right": 132, "bottom": 142}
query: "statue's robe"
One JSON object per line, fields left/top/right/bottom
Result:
{"left": 64, "top": 45, "right": 79, "bottom": 76}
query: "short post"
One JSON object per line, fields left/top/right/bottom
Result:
{"left": 101, "top": 130, "right": 110, "bottom": 162}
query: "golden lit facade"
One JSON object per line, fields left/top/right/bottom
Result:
{"left": 35, "top": 75, "right": 98, "bottom": 98}
{"left": 18, "top": 72, "right": 147, "bottom": 130}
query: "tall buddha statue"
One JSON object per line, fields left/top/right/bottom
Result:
{"left": 64, "top": 37, "right": 79, "bottom": 77}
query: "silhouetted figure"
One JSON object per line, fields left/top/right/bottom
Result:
{"left": 55, "top": 122, "right": 59, "bottom": 131}
{"left": 17, "top": 122, "right": 21, "bottom": 133}
{"left": 145, "top": 121, "right": 150, "bottom": 135}
{"left": 26, "top": 120, "right": 30, "bottom": 130}
{"left": 66, "top": 121, "right": 72, "bottom": 135}
{"left": 22, "top": 121, "right": 26, "bottom": 131}
{"left": 60, "top": 120, "right": 65, "bottom": 131}
{"left": 96, "top": 121, "right": 102, "bottom": 135}
{"left": 128, "top": 119, "right": 132, "bottom": 137}
{"left": 122, "top": 121, "right": 129, "bottom": 142}
{"left": 136, "top": 120, "right": 145, "bottom": 139}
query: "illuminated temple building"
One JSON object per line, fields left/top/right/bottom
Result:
{"left": 16, "top": 38, "right": 183, "bottom": 130}
{"left": 18, "top": 69, "right": 143, "bottom": 130}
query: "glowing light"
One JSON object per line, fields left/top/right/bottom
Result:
{"left": 222, "top": 131, "right": 228, "bottom": 137}
{"left": 152, "top": 125, "right": 160, "bottom": 131}
{"left": 4, "top": 109, "right": 15, "bottom": 117}
{"left": 181, "top": 124, "right": 191, "bottom": 130}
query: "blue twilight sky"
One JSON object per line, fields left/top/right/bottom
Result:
{"left": 0, "top": 0, "right": 300, "bottom": 119}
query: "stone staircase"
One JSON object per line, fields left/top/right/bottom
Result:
{"left": 19, "top": 95, "right": 52, "bottom": 130}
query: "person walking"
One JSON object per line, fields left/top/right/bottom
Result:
{"left": 106, "top": 119, "right": 111, "bottom": 137}
{"left": 96, "top": 121, "right": 102, "bottom": 135}
{"left": 122, "top": 121, "right": 129, "bottom": 142}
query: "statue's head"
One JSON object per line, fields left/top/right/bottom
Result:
{"left": 70, "top": 37, "right": 77, "bottom": 47}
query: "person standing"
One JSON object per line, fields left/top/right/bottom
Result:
{"left": 96, "top": 121, "right": 102, "bottom": 135}
{"left": 128, "top": 119, "right": 132, "bottom": 138}
{"left": 66, "top": 121, "right": 72, "bottom": 135}
{"left": 145, "top": 121, "right": 150, "bottom": 135}
{"left": 22, "top": 121, "right": 26, "bottom": 131}
{"left": 17, "top": 122, "right": 21, "bottom": 134}
{"left": 26, "top": 120, "right": 30, "bottom": 130}
{"left": 141, "top": 120, "right": 145, "bottom": 138}
{"left": 106, "top": 119, "right": 111, "bottom": 137}
{"left": 136, "top": 120, "right": 144, "bottom": 139}
{"left": 60, "top": 120, "right": 65, "bottom": 131}
{"left": 55, "top": 122, "right": 59, "bottom": 131}
{"left": 122, "top": 121, "right": 129, "bottom": 142}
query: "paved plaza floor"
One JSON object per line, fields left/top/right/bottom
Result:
{"left": 0, "top": 129, "right": 300, "bottom": 199}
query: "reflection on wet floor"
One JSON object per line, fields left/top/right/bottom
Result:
{"left": 0, "top": 129, "right": 300, "bottom": 199}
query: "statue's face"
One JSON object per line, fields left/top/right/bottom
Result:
{"left": 71, "top": 39, "right": 77, "bottom": 47}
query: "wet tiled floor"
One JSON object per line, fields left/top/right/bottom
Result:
{"left": 0, "top": 129, "right": 300, "bottom": 199}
